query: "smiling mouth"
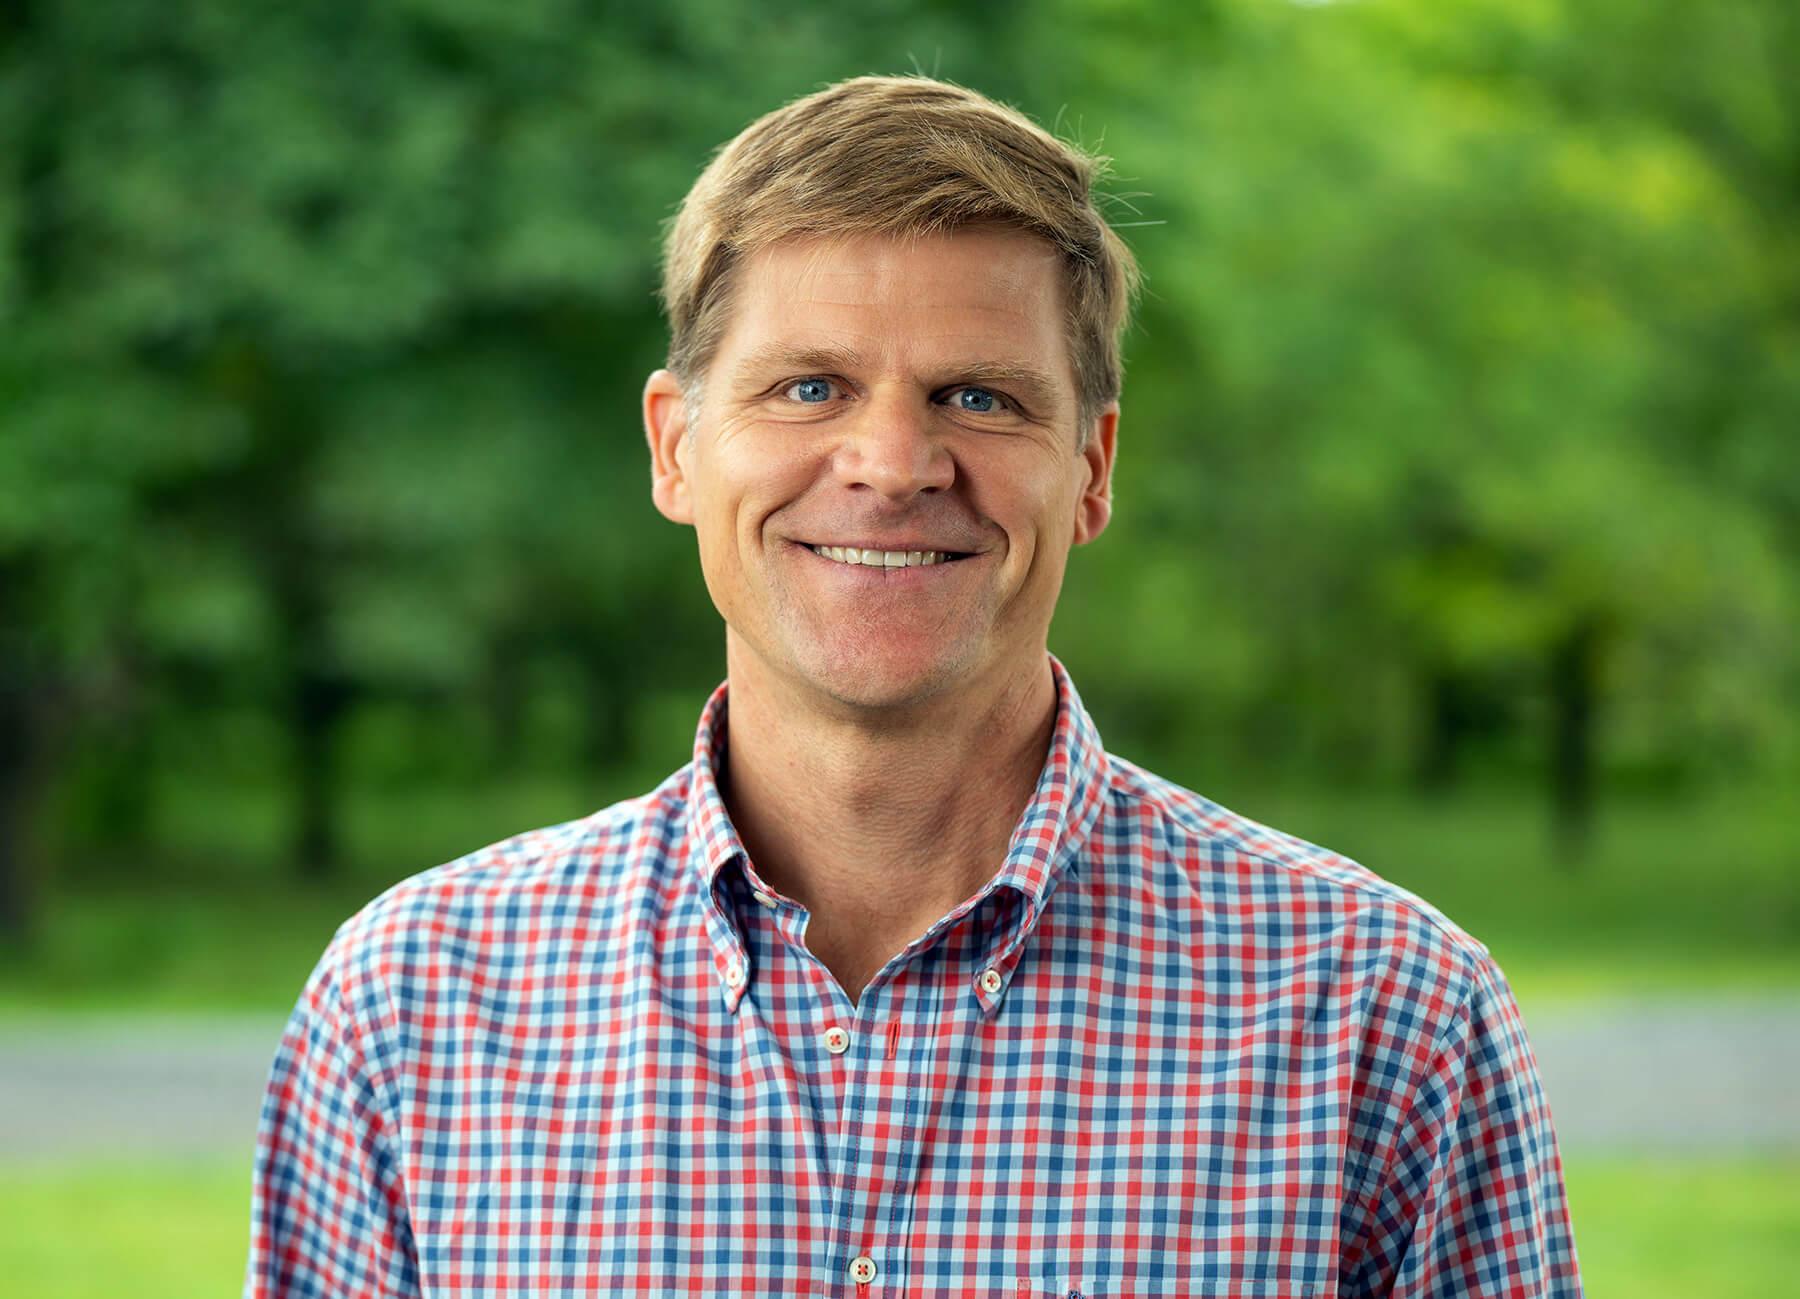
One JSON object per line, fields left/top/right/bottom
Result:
{"left": 806, "top": 544, "right": 974, "bottom": 568}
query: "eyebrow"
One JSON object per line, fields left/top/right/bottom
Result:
{"left": 730, "top": 342, "right": 1065, "bottom": 413}
{"left": 731, "top": 342, "right": 870, "bottom": 389}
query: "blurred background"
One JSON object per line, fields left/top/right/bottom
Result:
{"left": 1, "top": 0, "right": 1795, "bottom": 1293}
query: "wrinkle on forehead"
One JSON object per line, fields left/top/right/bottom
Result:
{"left": 783, "top": 230, "right": 1062, "bottom": 309}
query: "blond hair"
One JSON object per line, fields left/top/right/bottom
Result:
{"left": 658, "top": 75, "right": 1141, "bottom": 436}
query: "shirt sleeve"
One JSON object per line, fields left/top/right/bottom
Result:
{"left": 1343, "top": 953, "right": 1584, "bottom": 1298}
{"left": 244, "top": 940, "right": 419, "bottom": 1298}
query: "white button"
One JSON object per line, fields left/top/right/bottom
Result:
{"left": 978, "top": 968, "right": 1003, "bottom": 993}
{"left": 751, "top": 890, "right": 778, "bottom": 909}
{"left": 848, "top": 1255, "right": 877, "bottom": 1283}
{"left": 823, "top": 1026, "right": 850, "bottom": 1055}
{"left": 724, "top": 961, "right": 745, "bottom": 988}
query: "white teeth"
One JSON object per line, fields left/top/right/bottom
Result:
{"left": 812, "top": 545, "right": 953, "bottom": 568}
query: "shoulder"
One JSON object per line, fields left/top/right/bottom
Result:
{"left": 1100, "top": 751, "right": 1498, "bottom": 1024}
{"left": 317, "top": 764, "right": 696, "bottom": 999}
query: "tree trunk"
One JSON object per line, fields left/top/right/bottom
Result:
{"left": 78, "top": 644, "right": 154, "bottom": 875}
{"left": 292, "top": 670, "right": 351, "bottom": 879}
{"left": 0, "top": 669, "right": 36, "bottom": 947}
{"left": 213, "top": 338, "right": 350, "bottom": 881}
{"left": 484, "top": 630, "right": 528, "bottom": 771}
{"left": 0, "top": 564, "right": 51, "bottom": 946}
{"left": 1414, "top": 669, "right": 1470, "bottom": 795}
{"left": 1549, "top": 616, "right": 1602, "bottom": 860}
{"left": 579, "top": 639, "right": 631, "bottom": 775}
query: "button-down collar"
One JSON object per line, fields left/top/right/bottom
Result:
{"left": 686, "top": 652, "right": 1110, "bottom": 1011}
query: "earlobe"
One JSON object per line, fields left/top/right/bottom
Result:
{"left": 1072, "top": 403, "right": 1119, "bottom": 546}
{"left": 644, "top": 368, "right": 695, "bottom": 526}
{"left": 1079, "top": 493, "right": 1113, "bottom": 544}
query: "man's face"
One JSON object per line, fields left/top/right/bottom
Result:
{"left": 644, "top": 227, "right": 1117, "bottom": 711}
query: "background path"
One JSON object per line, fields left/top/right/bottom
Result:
{"left": 2, "top": 995, "right": 1797, "bottom": 1163}
{"left": 1526, "top": 995, "right": 1800, "bottom": 1154}
{"left": 0, "top": 1015, "right": 284, "bottom": 1164}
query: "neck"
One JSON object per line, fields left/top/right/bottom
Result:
{"left": 718, "top": 634, "right": 1057, "bottom": 1002}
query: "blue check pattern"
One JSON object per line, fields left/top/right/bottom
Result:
{"left": 247, "top": 652, "right": 1582, "bottom": 1297}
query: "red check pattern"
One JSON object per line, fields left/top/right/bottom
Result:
{"left": 247, "top": 653, "right": 1582, "bottom": 1297}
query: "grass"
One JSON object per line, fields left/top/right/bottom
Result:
{"left": 2, "top": 778, "right": 1795, "bottom": 1016}
{"left": 0, "top": 1162, "right": 251, "bottom": 1299}
{"left": 0, "top": 1156, "right": 1793, "bottom": 1296}
{"left": 1563, "top": 1158, "right": 1800, "bottom": 1295}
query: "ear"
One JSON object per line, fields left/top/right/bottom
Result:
{"left": 644, "top": 368, "right": 695, "bottom": 526}
{"left": 1072, "top": 402, "right": 1119, "bottom": 545}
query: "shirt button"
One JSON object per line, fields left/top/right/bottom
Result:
{"left": 978, "top": 967, "right": 1003, "bottom": 994}
{"left": 751, "top": 890, "right": 778, "bottom": 909}
{"left": 848, "top": 1255, "right": 877, "bottom": 1283}
{"left": 823, "top": 1026, "right": 850, "bottom": 1055}
{"left": 724, "top": 961, "right": 745, "bottom": 988}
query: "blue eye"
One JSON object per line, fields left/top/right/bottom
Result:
{"left": 956, "top": 387, "right": 1001, "bottom": 413}
{"left": 787, "top": 378, "right": 834, "bottom": 403}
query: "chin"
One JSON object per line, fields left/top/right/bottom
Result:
{"left": 798, "top": 636, "right": 973, "bottom": 711}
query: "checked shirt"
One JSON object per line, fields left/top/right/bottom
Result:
{"left": 247, "top": 653, "right": 1582, "bottom": 1297}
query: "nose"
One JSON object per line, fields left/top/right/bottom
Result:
{"left": 832, "top": 390, "right": 955, "bottom": 500}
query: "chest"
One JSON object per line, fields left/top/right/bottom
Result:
{"left": 390, "top": 950, "right": 1356, "bottom": 1297}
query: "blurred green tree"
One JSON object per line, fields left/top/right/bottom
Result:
{"left": 1, "top": 0, "right": 1794, "bottom": 933}
{"left": 1039, "top": 0, "right": 1797, "bottom": 852}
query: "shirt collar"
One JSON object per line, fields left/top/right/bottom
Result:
{"left": 985, "top": 651, "right": 1110, "bottom": 911}
{"left": 686, "top": 652, "right": 1111, "bottom": 1008}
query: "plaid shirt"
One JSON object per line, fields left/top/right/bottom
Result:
{"left": 247, "top": 653, "right": 1581, "bottom": 1297}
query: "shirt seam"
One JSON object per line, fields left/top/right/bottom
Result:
{"left": 1338, "top": 954, "right": 1482, "bottom": 1275}
{"left": 1105, "top": 760, "right": 1493, "bottom": 966}
{"left": 319, "top": 946, "right": 418, "bottom": 1260}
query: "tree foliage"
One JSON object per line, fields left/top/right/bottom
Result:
{"left": 2, "top": 0, "right": 1794, "bottom": 928}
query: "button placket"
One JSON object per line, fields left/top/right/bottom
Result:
{"left": 822, "top": 978, "right": 909, "bottom": 1297}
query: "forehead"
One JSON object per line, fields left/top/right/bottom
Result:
{"left": 714, "top": 228, "right": 1072, "bottom": 386}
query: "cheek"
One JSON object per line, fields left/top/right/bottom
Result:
{"left": 712, "top": 432, "right": 819, "bottom": 534}
{"left": 677, "top": 471, "right": 751, "bottom": 605}
{"left": 687, "top": 451, "right": 823, "bottom": 615}
{"left": 680, "top": 473, "right": 733, "bottom": 567}
{"left": 972, "top": 455, "right": 1083, "bottom": 549}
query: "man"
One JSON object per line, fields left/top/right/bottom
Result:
{"left": 248, "top": 75, "right": 1582, "bottom": 1297}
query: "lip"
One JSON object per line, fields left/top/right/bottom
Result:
{"left": 796, "top": 540, "right": 978, "bottom": 557}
